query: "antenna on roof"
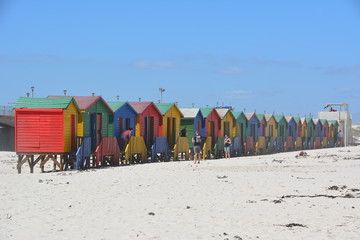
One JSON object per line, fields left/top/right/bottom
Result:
{"left": 92, "top": 93, "right": 95, "bottom": 96}
{"left": 206, "top": 105, "right": 209, "bottom": 107}
{"left": 63, "top": 90, "right": 67, "bottom": 96}
{"left": 264, "top": 110, "right": 266, "bottom": 114}
{"left": 192, "top": 103, "right": 195, "bottom": 107}
{"left": 254, "top": 109, "right": 256, "bottom": 113}
{"left": 116, "top": 95, "right": 120, "bottom": 101}
{"left": 158, "top": 100, "right": 160, "bottom": 103}
{"left": 139, "top": 98, "right": 141, "bottom": 102}
{"left": 216, "top": 102, "right": 219, "bottom": 107}
{"left": 243, "top": 108, "right": 246, "bottom": 112}
{"left": 26, "top": 92, "right": 30, "bottom": 97}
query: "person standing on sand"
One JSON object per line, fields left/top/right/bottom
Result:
{"left": 192, "top": 130, "right": 202, "bottom": 164}
{"left": 224, "top": 134, "right": 231, "bottom": 159}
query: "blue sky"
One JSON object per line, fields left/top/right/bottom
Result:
{"left": 1, "top": 0, "right": 359, "bottom": 121}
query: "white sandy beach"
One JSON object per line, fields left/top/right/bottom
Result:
{"left": 1, "top": 146, "right": 360, "bottom": 240}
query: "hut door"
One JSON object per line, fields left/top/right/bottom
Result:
{"left": 280, "top": 125, "right": 285, "bottom": 140}
{"left": 224, "top": 122, "right": 230, "bottom": 137}
{"left": 71, "top": 115, "right": 76, "bottom": 151}
{"left": 96, "top": 114, "right": 102, "bottom": 147}
{"left": 90, "top": 114, "right": 96, "bottom": 150}
{"left": 144, "top": 116, "right": 154, "bottom": 147}
{"left": 167, "top": 118, "right": 171, "bottom": 145}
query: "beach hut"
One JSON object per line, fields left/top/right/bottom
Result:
{"left": 284, "top": 116, "right": 296, "bottom": 151}
{"left": 294, "top": 117, "right": 303, "bottom": 150}
{"left": 244, "top": 113, "right": 260, "bottom": 155}
{"left": 274, "top": 115, "right": 287, "bottom": 152}
{"left": 321, "top": 119, "right": 329, "bottom": 148}
{"left": 255, "top": 114, "right": 267, "bottom": 154}
{"left": 128, "top": 101, "right": 162, "bottom": 148}
{"left": 179, "top": 108, "right": 204, "bottom": 147}
{"left": 328, "top": 120, "right": 339, "bottom": 147}
{"left": 264, "top": 114, "right": 277, "bottom": 153}
{"left": 215, "top": 108, "right": 236, "bottom": 138}
{"left": 49, "top": 96, "right": 114, "bottom": 151}
{"left": 14, "top": 97, "right": 80, "bottom": 173}
{"left": 200, "top": 107, "right": 221, "bottom": 147}
{"left": 155, "top": 103, "right": 183, "bottom": 148}
{"left": 313, "top": 118, "right": 322, "bottom": 148}
{"left": 233, "top": 111, "right": 247, "bottom": 144}
{"left": 107, "top": 101, "right": 137, "bottom": 149}
{"left": 305, "top": 118, "right": 315, "bottom": 148}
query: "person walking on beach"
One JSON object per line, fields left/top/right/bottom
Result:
{"left": 224, "top": 135, "right": 231, "bottom": 159}
{"left": 192, "top": 130, "right": 202, "bottom": 164}
{"left": 121, "top": 128, "right": 133, "bottom": 150}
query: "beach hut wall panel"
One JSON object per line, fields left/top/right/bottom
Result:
{"left": 321, "top": 119, "right": 329, "bottom": 140}
{"left": 300, "top": 118, "right": 308, "bottom": 138}
{"left": 274, "top": 115, "right": 287, "bottom": 141}
{"left": 215, "top": 108, "right": 236, "bottom": 138}
{"left": 107, "top": 102, "right": 137, "bottom": 143}
{"left": 179, "top": 108, "right": 204, "bottom": 147}
{"left": 264, "top": 114, "right": 277, "bottom": 138}
{"left": 285, "top": 116, "right": 297, "bottom": 142}
{"left": 245, "top": 113, "right": 260, "bottom": 142}
{"left": 233, "top": 112, "right": 247, "bottom": 143}
{"left": 313, "top": 118, "right": 323, "bottom": 140}
{"left": 256, "top": 114, "right": 267, "bottom": 137}
{"left": 294, "top": 117, "right": 302, "bottom": 137}
{"left": 306, "top": 118, "right": 315, "bottom": 138}
{"left": 128, "top": 102, "right": 162, "bottom": 147}
{"left": 200, "top": 107, "right": 221, "bottom": 146}
{"left": 328, "top": 120, "right": 339, "bottom": 138}
{"left": 156, "top": 103, "right": 183, "bottom": 148}
{"left": 15, "top": 97, "right": 80, "bottom": 153}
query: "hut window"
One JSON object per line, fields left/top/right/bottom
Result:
{"left": 125, "top": 118, "right": 131, "bottom": 130}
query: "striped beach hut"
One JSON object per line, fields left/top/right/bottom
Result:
{"left": 49, "top": 96, "right": 114, "bottom": 151}
{"left": 233, "top": 111, "right": 247, "bottom": 144}
{"left": 179, "top": 107, "right": 204, "bottom": 147}
{"left": 306, "top": 118, "right": 315, "bottom": 148}
{"left": 14, "top": 97, "right": 81, "bottom": 173}
{"left": 128, "top": 101, "right": 162, "bottom": 148}
{"left": 215, "top": 108, "right": 236, "bottom": 138}
{"left": 264, "top": 114, "right": 277, "bottom": 152}
{"left": 274, "top": 115, "right": 287, "bottom": 152}
{"left": 321, "top": 119, "right": 329, "bottom": 147}
{"left": 155, "top": 103, "right": 183, "bottom": 148}
{"left": 285, "top": 116, "right": 296, "bottom": 151}
{"left": 313, "top": 118, "right": 322, "bottom": 148}
{"left": 328, "top": 120, "right": 339, "bottom": 147}
{"left": 200, "top": 107, "right": 221, "bottom": 147}
{"left": 107, "top": 101, "right": 137, "bottom": 147}
{"left": 256, "top": 114, "right": 267, "bottom": 154}
{"left": 244, "top": 113, "right": 260, "bottom": 155}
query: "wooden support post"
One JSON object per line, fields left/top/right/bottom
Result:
{"left": 17, "top": 155, "right": 24, "bottom": 174}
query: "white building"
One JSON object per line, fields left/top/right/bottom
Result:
{"left": 318, "top": 103, "right": 352, "bottom": 146}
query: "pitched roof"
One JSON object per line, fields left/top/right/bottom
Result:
{"left": 15, "top": 97, "right": 79, "bottom": 111}
{"left": 179, "top": 107, "right": 201, "bottom": 118}
{"left": 200, "top": 107, "right": 214, "bottom": 118}
{"left": 274, "top": 115, "right": 286, "bottom": 123}
{"left": 155, "top": 103, "right": 184, "bottom": 117}
{"left": 107, "top": 101, "right": 126, "bottom": 112}
{"left": 215, "top": 108, "right": 231, "bottom": 119}
{"left": 128, "top": 102, "right": 162, "bottom": 116}
{"left": 256, "top": 114, "right": 265, "bottom": 121}
{"left": 300, "top": 117, "right": 307, "bottom": 124}
{"left": 244, "top": 113, "right": 256, "bottom": 121}
{"left": 48, "top": 96, "right": 113, "bottom": 112}
{"left": 312, "top": 118, "right": 321, "bottom": 125}
{"left": 285, "top": 116, "right": 295, "bottom": 123}
{"left": 264, "top": 114, "right": 274, "bottom": 121}
{"left": 320, "top": 119, "right": 328, "bottom": 125}
{"left": 293, "top": 117, "right": 301, "bottom": 123}
{"left": 328, "top": 120, "right": 338, "bottom": 125}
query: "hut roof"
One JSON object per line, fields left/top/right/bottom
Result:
{"left": 256, "top": 114, "right": 265, "bottom": 121}
{"left": 320, "top": 119, "right": 328, "bottom": 125}
{"left": 328, "top": 120, "right": 338, "bottom": 125}
{"left": 274, "top": 115, "right": 286, "bottom": 123}
{"left": 293, "top": 117, "right": 301, "bottom": 123}
{"left": 155, "top": 103, "right": 183, "bottom": 117}
{"left": 179, "top": 107, "right": 201, "bottom": 118}
{"left": 200, "top": 107, "right": 214, "bottom": 118}
{"left": 215, "top": 108, "right": 232, "bottom": 119}
{"left": 48, "top": 96, "right": 113, "bottom": 112}
{"left": 128, "top": 102, "right": 162, "bottom": 116}
{"left": 285, "top": 116, "right": 295, "bottom": 123}
{"left": 15, "top": 97, "right": 80, "bottom": 111}
{"left": 264, "top": 114, "right": 274, "bottom": 121}
{"left": 107, "top": 101, "right": 127, "bottom": 112}
{"left": 244, "top": 113, "right": 256, "bottom": 121}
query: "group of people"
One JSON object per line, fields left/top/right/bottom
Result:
{"left": 121, "top": 126, "right": 233, "bottom": 164}
{"left": 181, "top": 127, "right": 232, "bottom": 164}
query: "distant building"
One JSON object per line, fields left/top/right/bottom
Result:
{"left": 318, "top": 103, "right": 352, "bottom": 146}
